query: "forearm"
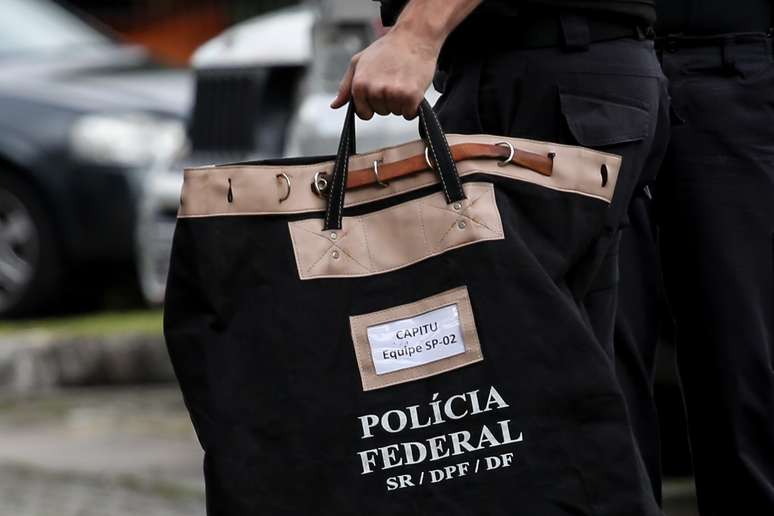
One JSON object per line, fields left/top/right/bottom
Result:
{"left": 331, "top": 0, "right": 482, "bottom": 117}
{"left": 392, "top": 0, "right": 483, "bottom": 52}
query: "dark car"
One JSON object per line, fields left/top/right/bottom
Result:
{"left": 0, "top": 0, "right": 191, "bottom": 316}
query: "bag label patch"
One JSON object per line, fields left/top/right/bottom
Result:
{"left": 350, "top": 286, "right": 483, "bottom": 391}
{"left": 367, "top": 305, "right": 465, "bottom": 375}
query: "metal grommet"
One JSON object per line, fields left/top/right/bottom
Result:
{"left": 276, "top": 173, "right": 291, "bottom": 203}
{"left": 312, "top": 171, "right": 329, "bottom": 198}
{"left": 372, "top": 159, "right": 389, "bottom": 188}
{"left": 330, "top": 232, "right": 337, "bottom": 241}
{"left": 331, "top": 250, "right": 340, "bottom": 259}
{"left": 424, "top": 147, "right": 434, "bottom": 170}
{"left": 457, "top": 220, "right": 467, "bottom": 230}
{"left": 452, "top": 202, "right": 462, "bottom": 211}
{"left": 494, "top": 141, "right": 515, "bottom": 167}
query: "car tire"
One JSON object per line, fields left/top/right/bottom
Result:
{"left": 0, "top": 172, "right": 61, "bottom": 317}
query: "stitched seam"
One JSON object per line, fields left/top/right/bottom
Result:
{"left": 349, "top": 316, "right": 381, "bottom": 387}
{"left": 355, "top": 188, "right": 444, "bottom": 221}
{"left": 461, "top": 213, "right": 498, "bottom": 234}
{"left": 324, "top": 114, "right": 352, "bottom": 229}
{"left": 336, "top": 125, "right": 352, "bottom": 229}
{"left": 287, "top": 224, "right": 306, "bottom": 280}
{"left": 439, "top": 218, "right": 458, "bottom": 243}
{"left": 323, "top": 139, "right": 341, "bottom": 229}
{"left": 349, "top": 290, "right": 478, "bottom": 390}
{"left": 462, "top": 212, "right": 498, "bottom": 234}
{"left": 335, "top": 246, "right": 371, "bottom": 272}
{"left": 465, "top": 190, "right": 486, "bottom": 210}
{"left": 426, "top": 192, "right": 499, "bottom": 235}
{"left": 418, "top": 200, "right": 431, "bottom": 254}
{"left": 420, "top": 105, "right": 451, "bottom": 202}
{"left": 305, "top": 243, "right": 336, "bottom": 273}
{"left": 295, "top": 223, "right": 351, "bottom": 243}
{"left": 428, "top": 106, "right": 463, "bottom": 198}
{"left": 350, "top": 288, "right": 482, "bottom": 390}
{"left": 180, "top": 156, "right": 618, "bottom": 218}
{"left": 360, "top": 217, "right": 375, "bottom": 271}
{"left": 294, "top": 224, "right": 352, "bottom": 273}
{"left": 298, "top": 230, "right": 503, "bottom": 279}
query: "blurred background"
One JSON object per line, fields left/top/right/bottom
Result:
{"left": 0, "top": 0, "right": 696, "bottom": 514}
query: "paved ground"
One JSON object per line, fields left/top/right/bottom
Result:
{"left": 0, "top": 386, "right": 698, "bottom": 516}
{"left": 0, "top": 386, "right": 205, "bottom": 516}
{"left": 0, "top": 465, "right": 204, "bottom": 516}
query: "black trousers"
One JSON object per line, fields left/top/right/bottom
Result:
{"left": 658, "top": 33, "right": 774, "bottom": 515}
{"left": 434, "top": 24, "right": 670, "bottom": 505}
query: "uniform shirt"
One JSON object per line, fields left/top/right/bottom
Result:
{"left": 378, "top": 0, "right": 656, "bottom": 74}
{"left": 378, "top": 0, "right": 657, "bottom": 26}
{"left": 657, "top": 0, "right": 772, "bottom": 35}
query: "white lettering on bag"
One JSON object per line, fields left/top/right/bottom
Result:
{"left": 355, "top": 387, "right": 525, "bottom": 476}
{"left": 366, "top": 304, "right": 465, "bottom": 375}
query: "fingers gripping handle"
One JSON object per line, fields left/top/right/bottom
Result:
{"left": 323, "top": 99, "right": 465, "bottom": 231}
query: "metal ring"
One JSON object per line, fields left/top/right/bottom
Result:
{"left": 276, "top": 173, "right": 291, "bottom": 203}
{"left": 494, "top": 141, "right": 515, "bottom": 167}
{"left": 372, "top": 159, "right": 388, "bottom": 188}
{"left": 312, "top": 171, "right": 328, "bottom": 198}
{"left": 424, "top": 147, "right": 434, "bottom": 170}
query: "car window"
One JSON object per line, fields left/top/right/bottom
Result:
{"left": 0, "top": 0, "right": 110, "bottom": 56}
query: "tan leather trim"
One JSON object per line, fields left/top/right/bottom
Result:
{"left": 288, "top": 183, "right": 503, "bottom": 280}
{"left": 177, "top": 134, "right": 621, "bottom": 218}
{"left": 346, "top": 142, "right": 554, "bottom": 189}
{"left": 349, "top": 286, "right": 483, "bottom": 391}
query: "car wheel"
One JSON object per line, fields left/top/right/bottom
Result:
{"left": 0, "top": 173, "right": 60, "bottom": 317}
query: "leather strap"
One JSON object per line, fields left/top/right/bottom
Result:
{"left": 345, "top": 143, "right": 554, "bottom": 189}
{"left": 324, "top": 99, "right": 464, "bottom": 230}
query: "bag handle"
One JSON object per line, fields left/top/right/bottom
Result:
{"left": 323, "top": 99, "right": 466, "bottom": 231}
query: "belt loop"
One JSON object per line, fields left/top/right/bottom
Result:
{"left": 721, "top": 36, "right": 737, "bottom": 74}
{"left": 559, "top": 13, "right": 590, "bottom": 51}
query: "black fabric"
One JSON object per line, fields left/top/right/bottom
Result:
{"left": 380, "top": 1, "right": 656, "bottom": 70}
{"left": 378, "top": 0, "right": 655, "bottom": 26}
{"left": 656, "top": 0, "right": 773, "bottom": 36}
{"left": 433, "top": 30, "right": 670, "bottom": 503}
{"left": 164, "top": 25, "right": 668, "bottom": 516}
{"left": 656, "top": 33, "right": 774, "bottom": 514}
{"left": 324, "top": 99, "right": 465, "bottom": 230}
{"left": 166, "top": 180, "right": 659, "bottom": 515}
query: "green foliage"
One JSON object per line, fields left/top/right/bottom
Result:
{"left": 0, "top": 310, "right": 163, "bottom": 337}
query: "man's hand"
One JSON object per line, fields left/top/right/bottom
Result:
{"left": 330, "top": 0, "right": 482, "bottom": 120}
{"left": 330, "top": 28, "right": 439, "bottom": 120}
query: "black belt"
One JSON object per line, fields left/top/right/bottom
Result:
{"left": 439, "top": 11, "right": 653, "bottom": 75}
{"left": 437, "top": 11, "right": 654, "bottom": 82}
{"left": 656, "top": 30, "right": 773, "bottom": 52}
{"left": 445, "top": 11, "right": 651, "bottom": 55}
{"left": 513, "top": 12, "right": 652, "bottom": 50}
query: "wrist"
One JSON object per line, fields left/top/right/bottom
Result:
{"left": 391, "top": 13, "right": 448, "bottom": 53}
{"left": 390, "top": 0, "right": 482, "bottom": 51}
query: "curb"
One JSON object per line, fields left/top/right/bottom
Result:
{"left": 0, "top": 332, "right": 174, "bottom": 393}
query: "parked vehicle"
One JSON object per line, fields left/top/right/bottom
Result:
{"left": 283, "top": 0, "right": 441, "bottom": 156}
{"left": 137, "top": 0, "right": 438, "bottom": 305}
{"left": 0, "top": 0, "right": 192, "bottom": 316}
{"left": 135, "top": 5, "right": 313, "bottom": 305}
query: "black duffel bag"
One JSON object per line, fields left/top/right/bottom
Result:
{"left": 164, "top": 100, "right": 657, "bottom": 515}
